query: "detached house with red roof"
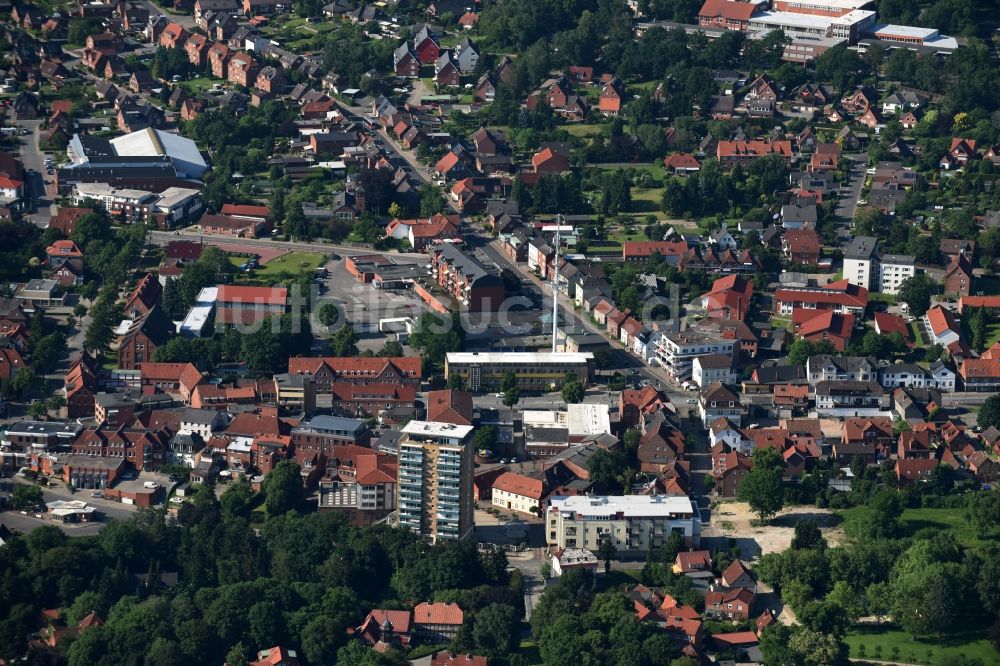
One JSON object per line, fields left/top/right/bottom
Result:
{"left": 531, "top": 147, "right": 572, "bottom": 174}
{"left": 705, "top": 586, "right": 755, "bottom": 621}
{"left": 491, "top": 471, "right": 546, "bottom": 515}
{"left": 599, "top": 77, "right": 625, "bottom": 115}
{"left": 941, "top": 138, "right": 977, "bottom": 169}
{"left": 782, "top": 228, "right": 822, "bottom": 265}
{"left": 923, "top": 305, "right": 961, "bottom": 347}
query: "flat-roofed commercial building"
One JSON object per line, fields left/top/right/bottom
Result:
{"left": 547, "top": 495, "right": 701, "bottom": 554}
{"left": 444, "top": 352, "right": 593, "bottom": 392}
{"left": 398, "top": 421, "right": 474, "bottom": 543}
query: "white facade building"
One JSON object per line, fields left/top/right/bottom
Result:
{"left": 547, "top": 495, "right": 701, "bottom": 554}
{"left": 843, "top": 236, "right": 878, "bottom": 290}
{"left": 650, "top": 331, "right": 736, "bottom": 382}
{"left": 878, "top": 255, "right": 915, "bottom": 295}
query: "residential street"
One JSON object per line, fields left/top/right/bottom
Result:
{"left": 833, "top": 152, "right": 869, "bottom": 232}
{"left": 10, "top": 118, "right": 55, "bottom": 227}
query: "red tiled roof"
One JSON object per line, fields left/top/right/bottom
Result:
{"left": 435, "top": 151, "right": 461, "bottom": 173}
{"left": 46, "top": 239, "right": 83, "bottom": 257}
{"left": 720, "top": 559, "right": 752, "bottom": 587}
{"left": 717, "top": 139, "right": 793, "bottom": 159}
{"left": 221, "top": 203, "right": 270, "bottom": 219}
{"left": 775, "top": 279, "right": 868, "bottom": 309}
{"left": 793, "top": 309, "right": 853, "bottom": 338}
{"left": 426, "top": 389, "right": 474, "bottom": 425}
{"left": 413, "top": 602, "right": 464, "bottom": 626}
{"left": 531, "top": 147, "right": 571, "bottom": 171}
{"left": 960, "top": 295, "right": 1000, "bottom": 311}
{"left": 216, "top": 285, "right": 288, "bottom": 307}
{"left": 0, "top": 175, "right": 24, "bottom": 189}
{"left": 698, "top": 0, "right": 758, "bottom": 21}
{"left": 492, "top": 472, "right": 545, "bottom": 500}
{"left": 896, "top": 458, "right": 939, "bottom": 481}
{"left": 622, "top": 240, "right": 688, "bottom": 259}
{"left": 288, "top": 356, "right": 422, "bottom": 377}
{"left": 926, "top": 305, "right": 958, "bottom": 337}
{"left": 663, "top": 152, "right": 701, "bottom": 169}
{"left": 354, "top": 453, "right": 396, "bottom": 485}
{"left": 874, "top": 311, "right": 910, "bottom": 339}
{"left": 711, "top": 631, "right": 759, "bottom": 647}
{"left": 961, "top": 357, "right": 1000, "bottom": 380}
{"left": 674, "top": 550, "right": 712, "bottom": 573}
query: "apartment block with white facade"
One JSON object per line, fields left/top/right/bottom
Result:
{"left": 878, "top": 255, "right": 915, "bottom": 294}
{"left": 546, "top": 495, "right": 701, "bottom": 555}
{"left": 651, "top": 330, "right": 736, "bottom": 382}
{"left": 843, "top": 236, "right": 878, "bottom": 290}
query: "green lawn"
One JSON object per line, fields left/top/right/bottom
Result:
{"left": 909, "top": 321, "right": 926, "bottom": 346}
{"left": 564, "top": 124, "right": 604, "bottom": 138}
{"left": 844, "top": 626, "right": 1000, "bottom": 665}
{"left": 869, "top": 292, "right": 898, "bottom": 304}
{"left": 180, "top": 77, "right": 222, "bottom": 94}
{"left": 985, "top": 322, "right": 1000, "bottom": 348}
{"left": 229, "top": 251, "right": 323, "bottom": 283}
{"left": 838, "top": 506, "right": 1000, "bottom": 549}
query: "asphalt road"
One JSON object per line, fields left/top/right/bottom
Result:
{"left": 336, "top": 102, "right": 433, "bottom": 185}
{"left": 8, "top": 118, "right": 55, "bottom": 226}
{"left": 833, "top": 153, "right": 869, "bottom": 232}
{"left": 1, "top": 477, "right": 138, "bottom": 537}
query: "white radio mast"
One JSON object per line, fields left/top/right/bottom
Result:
{"left": 551, "top": 214, "right": 561, "bottom": 353}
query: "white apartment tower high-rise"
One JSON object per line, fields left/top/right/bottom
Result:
{"left": 397, "top": 421, "right": 475, "bottom": 543}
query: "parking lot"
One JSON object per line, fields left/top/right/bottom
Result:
{"left": 320, "top": 258, "right": 430, "bottom": 336}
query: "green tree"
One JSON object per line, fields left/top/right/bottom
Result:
{"left": 419, "top": 184, "right": 446, "bottom": 217}
{"left": 330, "top": 325, "right": 359, "bottom": 357}
{"left": 224, "top": 643, "right": 250, "bottom": 666}
{"left": 301, "top": 616, "right": 343, "bottom": 665}
{"left": 471, "top": 603, "right": 519, "bottom": 658}
{"left": 241, "top": 325, "right": 282, "bottom": 378}
{"left": 219, "top": 477, "right": 253, "bottom": 518}
{"left": 262, "top": 460, "right": 305, "bottom": 516}
{"left": 979, "top": 394, "right": 1000, "bottom": 430}
{"left": 598, "top": 538, "right": 617, "bottom": 574}
{"left": 737, "top": 448, "right": 785, "bottom": 522}
{"left": 378, "top": 340, "right": 404, "bottom": 357}
{"left": 561, "top": 373, "right": 585, "bottom": 403}
{"left": 11, "top": 484, "right": 43, "bottom": 508}
{"left": 897, "top": 273, "right": 936, "bottom": 317}
{"left": 791, "top": 519, "right": 826, "bottom": 550}
{"left": 473, "top": 425, "right": 497, "bottom": 452}
{"left": 9, "top": 367, "right": 41, "bottom": 399}
{"left": 587, "top": 448, "right": 628, "bottom": 493}
{"left": 28, "top": 401, "right": 49, "bottom": 420}
{"left": 409, "top": 312, "right": 461, "bottom": 368}
{"left": 317, "top": 302, "right": 340, "bottom": 327}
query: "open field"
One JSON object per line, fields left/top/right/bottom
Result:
{"left": 711, "top": 502, "right": 844, "bottom": 556}
{"left": 844, "top": 626, "right": 999, "bottom": 664}
{"left": 837, "top": 505, "right": 1000, "bottom": 549}
{"left": 228, "top": 251, "right": 322, "bottom": 281}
